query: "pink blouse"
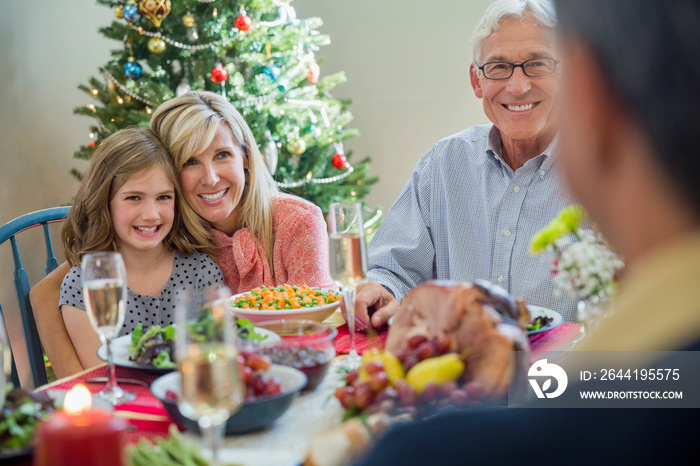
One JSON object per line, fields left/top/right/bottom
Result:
{"left": 210, "top": 194, "right": 336, "bottom": 294}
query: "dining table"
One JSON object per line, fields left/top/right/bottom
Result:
{"left": 9, "top": 311, "right": 583, "bottom": 466}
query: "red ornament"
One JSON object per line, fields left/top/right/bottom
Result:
{"left": 211, "top": 64, "right": 229, "bottom": 83}
{"left": 331, "top": 153, "right": 348, "bottom": 169}
{"left": 235, "top": 13, "right": 252, "bottom": 31}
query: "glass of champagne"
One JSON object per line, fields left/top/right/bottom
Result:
{"left": 81, "top": 251, "right": 135, "bottom": 404}
{"left": 176, "top": 289, "right": 244, "bottom": 466}
{"left": 328, "top": 202, "right": 368, "bottom": 370}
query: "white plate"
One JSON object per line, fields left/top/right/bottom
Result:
{"left": 526, "top": 305, "right": 563, "bottom": 335}
{"left": 228, "top": 289, "right": 341, "bottom": 324}
{"left": 98, "top": 328, "right": 281, "bottom": 371}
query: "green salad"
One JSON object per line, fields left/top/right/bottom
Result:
{"left": 129, "top": 317, "right": 267, "bottom": 369}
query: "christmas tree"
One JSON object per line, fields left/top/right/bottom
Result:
{"left": 74, "top": 0, "right": 380, "bottom": 227}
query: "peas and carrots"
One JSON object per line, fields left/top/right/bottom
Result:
{"left": 232, "top": 284, "right": 340, "bottom": 310}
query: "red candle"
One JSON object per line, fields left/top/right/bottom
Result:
{"left": 34, "top": 385, "right": 128, "bottom": 466}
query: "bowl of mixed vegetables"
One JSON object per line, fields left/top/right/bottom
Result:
{"left": 229, "top": 285, "right": 342, "bottom": 324}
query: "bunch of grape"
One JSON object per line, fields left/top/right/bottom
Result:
{"left": 334, "top": 336, "right": 484, "bottom": 417}
{"left": 238, "top": 351, "right": 282, "bottom": 400}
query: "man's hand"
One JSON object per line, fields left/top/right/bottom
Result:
{"left": 340, "top": 281, "right": 399, "bottom": 331}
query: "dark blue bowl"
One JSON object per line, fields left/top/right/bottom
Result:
{"left": 150, "top": 364, "right": 306, "bottom": 434}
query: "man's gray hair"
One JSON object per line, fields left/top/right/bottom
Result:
{"left": 471, "top": 0, "right": 557, "bottom": 64}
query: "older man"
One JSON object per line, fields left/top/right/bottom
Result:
{"left": 355, "top": 0, "right": 577, "bottom": 329}
{"left": 354, "top": 0, "right": 700, "bottom": 464}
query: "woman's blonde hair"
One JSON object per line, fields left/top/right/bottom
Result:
{"left": 150, "top": 91, "right": 278, "bottom": 274}
{"left": 61, "top": 127, "right": 215, "bottom": 266}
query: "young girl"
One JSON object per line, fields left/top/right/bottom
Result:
{"left": 60, "top": 127, "right": 223, "bottom": 370}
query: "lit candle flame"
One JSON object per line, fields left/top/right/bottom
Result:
{"left": 64, "top": 384, "right": 92, "bottom": 414}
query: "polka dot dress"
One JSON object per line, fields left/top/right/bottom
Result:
{"left": 59, "top": 252, "right": 223, "bottom": 336}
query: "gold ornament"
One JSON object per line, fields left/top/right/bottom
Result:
{"left": 287, "top": 138, "right": 307, "bottom": 155}
{"left": 147, "top": 37, "right": 166, "bottom": 53}
{"left": 138, "top": 0, "right": 171, "bottom": 28}
{"left": 115, "top": 5, "right": 124, "bottom": 19}
{"left": 182, "top": 14, "right": 195, "bottom": 27}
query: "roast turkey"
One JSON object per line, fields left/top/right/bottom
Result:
{"left": 385, "top": 280, "right": 530, "bottom": 398}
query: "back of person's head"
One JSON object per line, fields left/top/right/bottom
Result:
{"left": 62, "top": 127, "right": 212, "bottom": 265}
{"left": 150, "top": 91, "right": 277, "bottom": 272}
{"left": 471, "top": 0, "right": 557, "bottom": 64}
{"left": 556, "top": 0, "right": 700, "bottom": 214}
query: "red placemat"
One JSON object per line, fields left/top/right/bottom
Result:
{"left": 44, "top": 365, "right": 173, "bottom": 443}
{"left": 335, "top": 324, "right": 388, "bottom": 354}
{"left": 529, "top": 323, "right": 582, "bottom": 355}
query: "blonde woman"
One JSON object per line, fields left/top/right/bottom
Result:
{"left": 150, "top": 91, "right": 334, "bottom": 293}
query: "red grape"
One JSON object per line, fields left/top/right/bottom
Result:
{"left": 464, "top": 381, "right": 484, "bottom": 400}
{"left": 247, "top": 354, "right": 273, "bottom": 371}
{"left": 241, "top": 366, "right": 253, "bottom": 385}
{"left": 440, "top": 381, "right": 458, "bottom": 396}
{"left": 354, "top": 382, "right": 374, "bottom": 410}
{"left": 394, "top": 380, "right": 418, "bottom": 406}
{"left": 408, "top": 334, "right": 428, "bottom": 350}
{"left": 369, "top": 372, "right": 389, "bottom": 393}
{"left": 375, "top": 387, "right": 399, "bottom": 403}
{"left": 421, "top": 383, "right": 440, "bottom": 404}
{"left": 345, "top": 370, "right": 359, "bottom": 386}
{"left": 417, "top": 341, "right": 436, "bottom": 361}
{"left": 252, "top": 373, "right": 267, "bottom": 395}
{"left": 403, "top": 354, "right": 419, "bottom": 371}
{"left": 449, "top": 389, "right": 470, "bottom": 405}
{"left": 434, "top": 335, "right": 453, "bottom": 355}
{"left": 364, "top": 360, "right": 385, "bottom": 375}
{"left": 265, "top": 377, "right": 282, "bottom": 396}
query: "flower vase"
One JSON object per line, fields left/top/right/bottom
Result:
{"left": 576, "top": 292, "right": 609, "bottom": 334}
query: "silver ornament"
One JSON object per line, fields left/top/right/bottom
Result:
{"left": 176, "top": 78, "right": 191, "bottom": 97}
{"left": 262, "top": 130, "right": 278, "bottom": 175}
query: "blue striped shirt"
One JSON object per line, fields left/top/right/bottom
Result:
{"left": 366, "top": 124, "right": 579, "bottom": 321}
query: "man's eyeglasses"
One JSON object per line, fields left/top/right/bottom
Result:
{"left": 477, "top": 58, "right": 560, "bottom": 80}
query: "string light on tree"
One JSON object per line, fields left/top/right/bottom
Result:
{"left": 262, "top": 130, "right": 279, "bottom": 175}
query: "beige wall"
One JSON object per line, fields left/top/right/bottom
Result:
{"left": 0, "top": 0, "right": 490, "bottom": 386}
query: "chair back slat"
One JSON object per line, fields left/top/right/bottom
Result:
{"left": 0, "top": 206, "right": 70, "bottom": 388}
{"left": 42, "top": 223, "right": 59, "bottom": 275}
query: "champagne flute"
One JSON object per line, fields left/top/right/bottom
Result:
{"left": 81, "top": 252, "right": 135, "bottom": 404}
{"left": 328, "top": 202, "right": 368, "bottom": 370}
{"left": 176, "top": 289, "right": 244, "bottom": 466}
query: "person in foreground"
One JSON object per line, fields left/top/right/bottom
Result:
{"left": 60, "top": 127, "right": 223, "bottom": 369}
{"left": 354, "top": 0, "right": 700, "bottom": 464}
{"left": 353, "top": 0, "right": 578, "bottom": 330}
{"left": 31, "top": 91, "right": 334, "bottom": 378}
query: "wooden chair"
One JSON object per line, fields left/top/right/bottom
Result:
{"left": 0, "top": 207, "right": 70, "bottom": 387}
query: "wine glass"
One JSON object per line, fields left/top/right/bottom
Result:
{"left": 81, "top": 252, "right": 135, "bottom": 404}
{"left": 176, "top": 289, "right": 244, "bottom": 466}
{"left": 328, "top": 202, "right": 368, "bottom": 370}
